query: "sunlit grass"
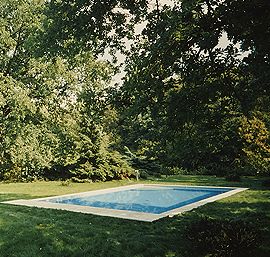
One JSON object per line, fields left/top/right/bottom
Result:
{"left": 0, "top": 175, "right": 269, "bottom": 257}
{"left": 0, "top": 179, "right": 135, "bottom": 201}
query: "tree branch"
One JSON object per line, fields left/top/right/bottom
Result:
{"left": 4, "top": 25, "right": 24, "bottom": 76}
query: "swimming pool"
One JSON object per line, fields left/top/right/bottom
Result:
{"left": 43, "top": 185, "right": 232, "bottom": 214}
{"left": 2, "top": 184, "right": 248, "bottom": 222}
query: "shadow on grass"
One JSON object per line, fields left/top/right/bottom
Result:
{"left": 0, "top": 204, "right": 188, "bottom": 257}
{"left": 0, "top": 193, "right": 56, "bottom": 202}
{"left": 146, "top": 175, "right": 269, "bottom": 190}
{"left": 0, "top": 193, "right": 37, "bottom": 202}
{"left": 0, "top": 199, "right": 269, "bottom": 257}
{"left": 0, "top": 176, "right": 269, "bottom": 256}
{"left": 1, "top": 200, "right": 269, "bottom": 257}
{"left": 180, "top": 199, "right": 270, "bottom": 257}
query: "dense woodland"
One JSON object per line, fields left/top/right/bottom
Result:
{"left": 0, "top": 0, "right": 270, "bottom": 182}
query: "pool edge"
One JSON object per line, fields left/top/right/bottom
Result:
{"left": 1, "top": 184, "right": 249, "bottom": 222}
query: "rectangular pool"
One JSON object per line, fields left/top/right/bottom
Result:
{"left": 2, "top": 184, "right": 248, "bottom": 222}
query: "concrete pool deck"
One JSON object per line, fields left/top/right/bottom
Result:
{"left": 1, "top": 184, "right": 248, "bottom": 222}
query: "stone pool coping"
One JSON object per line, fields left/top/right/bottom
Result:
{"left": 1, "top": 184, "right": 248, "bottom": 222}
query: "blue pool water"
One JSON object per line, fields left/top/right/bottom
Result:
{"left": 43, "top": 185, "right": 233, "bottom": 214}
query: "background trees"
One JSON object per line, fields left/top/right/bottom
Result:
{"left": 36, "top": 0, "right": 148, "bottom": 59}
{"left": 1, "top": 0, "right": 269, "bottom": 181}
{"left": 114, "top": 0, "right": 270, "bottom": 176}
{"left": 0, "top": 0, "right": 133, "bottom": 181}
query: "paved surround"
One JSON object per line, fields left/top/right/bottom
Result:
{"left": 1, "top": 184, "right": 248, "bottom": 222}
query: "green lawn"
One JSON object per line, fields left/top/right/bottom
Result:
{"left": 0, "top": 175, "right": 269, "bottom": 257}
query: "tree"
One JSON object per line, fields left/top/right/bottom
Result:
{"left": 2, "top": 0, "right": 269, "bottom": 179}
{"left": 239, "top": 116, "right": 270, "bottom": 175}
{"left": 0, "top": 0, "right": 56, "bottom": 179}
{"left": 0, "top": 0, "right": 133, "bottom": 181}
{"left": 36, "top": 0, "right": 148, "bottom": 59}
{"left": 114, "top": 0, "right": 270, "bottom": 175}
{"left": 0, "top": 0, "right": 45, "bottom": 78}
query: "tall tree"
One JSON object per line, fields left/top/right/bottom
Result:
{"left": 114, "top": 0, "right": 270, "bottom": 175}
{"left": 0, "top": 0, "right": 133, "bottom": 181}
{"left": 36, "top": 0, "right": 148, "bottom": 59}
{"left": 0, "top": 0, "right": 45, "bottom": 78}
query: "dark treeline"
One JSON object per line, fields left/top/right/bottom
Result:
{"left": 1, "top": 0, "right": 269, "bottom": 182}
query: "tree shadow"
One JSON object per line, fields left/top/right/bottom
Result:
{"left": 178, "top": 199, "right": 270, "bottom": 256}
{"left": 0, "top": 193, "right": 37, "bottom": 202}
{"left": 147, "top": 175, "right": 270, "bottom": 191}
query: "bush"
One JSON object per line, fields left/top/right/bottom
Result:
{"left": 262, "top": 178, "right": 270, "bottom": 187}
{"left": 124, "top": 146, "right": 161, "bottom": 175}
{"left": 225, "top": 172, "right": 241, "bottom": 182}
{"left": 60, "top": 179, "right": 71, "bottom": 186}
{"left": 185, "top": 218, "right": 261, "bottom": 257}
{"left": 161, "top": 166, "right": 189, "bottom": 176}
{"left": 139, "top": 170, "right": 148, "bottom": 179}
{"left": 42, "top": 150, "right": 134, "bottom": 182}
{"left": 71, "top": 177, "right": 92, "bottom": 183}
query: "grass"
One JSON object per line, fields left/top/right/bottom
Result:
{"left": 0, "top": 175, "right": 269, "bottom": 257}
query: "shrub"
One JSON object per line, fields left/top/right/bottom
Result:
{"left": 124, "top": 146, "right": 161, "bottom": 175}
{"left": 71, "top": 177, "right": 92, "bottom": 183}
{"left": 139, "top": 170, "right": 148, "bottom": 179}
{"left": 185, "top": 218, "right": 261, "bottom": 257}
{"left": 262, "top": 178, "right": 270, "bottom": 187}
{"left": 225, "top": 172, "right": 241, "bottom": 182}
{"left": 239, "top": 116, "right": 270, "bottom": 175}
{"left": 60, "top": 179, "right": 71, "bottom": 186}
{"left": 42, "top": 150, "right": 134, "bottom": 182}
{"left": 161, "top": 166, "right": 189, "bottom": 176}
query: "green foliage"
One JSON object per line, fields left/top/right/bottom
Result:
{"left": 37, "top": 0, "right": 148, "bottom": 58}
{"left": 239, "top": 116, "right": 270, "bottom": 175}
{"left": 60, "top": 179, "right": 71, "bottom": 186}
{"left": 0, "top": 0, "right": 133, "bottom": 182}
{"left": 0, "top": 74, "right": 58, "bottom": 180}
{"left": 1, "top": 0, "right": 270, "bottom": 181}
{"left": 0, "top": 0, "right": 45, "bottom": 78}
{"left": 262, "top": 179, "right": 270, "bottom": 187}
{"left": 160, "top": 166, "right": 189, "bottom": 177}
{"left": 71, "top": 150, "right": 134, "bottom": 182}
{"left": 113, "top": 0, "right": 270, "bottom": 177}
{"left": 225, "top": 171, "right": 241, "bottom": 182}
{"left": 185, "top": 218, "right": 262, "bottom": 257}
{"left": 123, "top": 146, "right": 160, "bottom": 176}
